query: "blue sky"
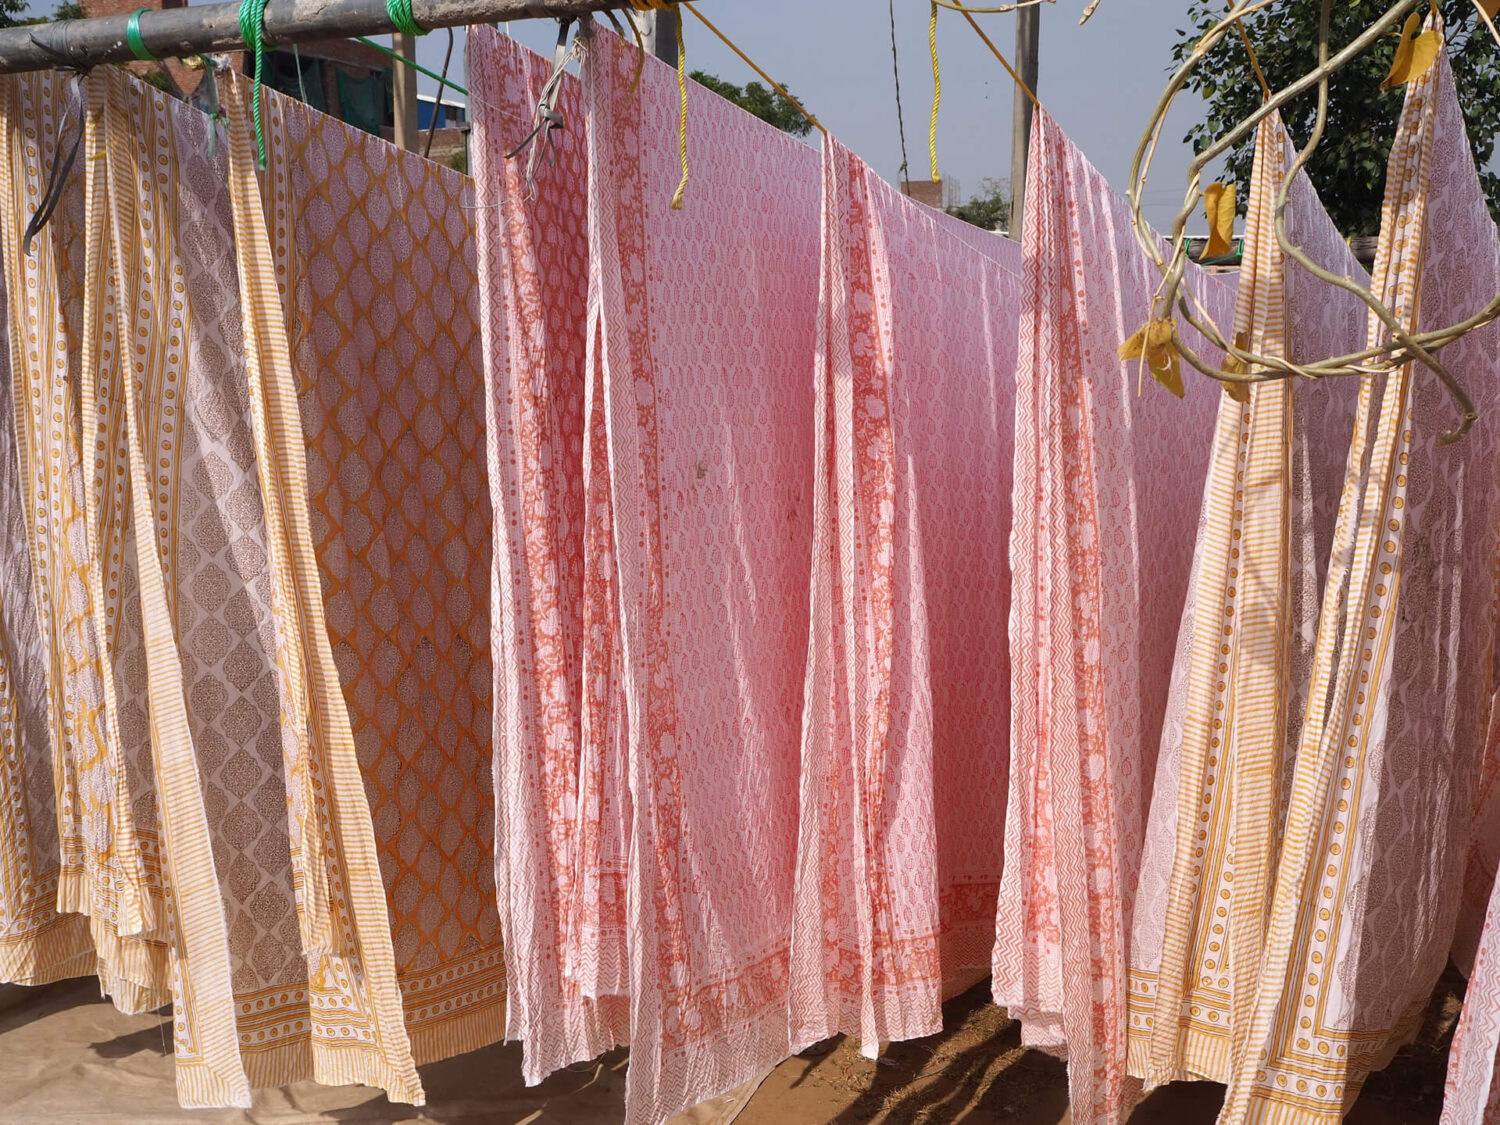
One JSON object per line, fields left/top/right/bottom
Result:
{"left": 407, "top": 1, "right": 1231, "bottom": 231}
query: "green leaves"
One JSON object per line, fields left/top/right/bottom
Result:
{"left": 688, "top": 70, "right": 815, "bottom": 138}
{"left": 1174, "top": 0, "right": 1500, "bottom": 237}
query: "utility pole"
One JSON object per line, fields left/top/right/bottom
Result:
{"left": 643, "top": 7, "right": 678, "bottom": 66}
{"left": 1009, "top": 4, "right": 1039, "bottom": 236}
{"left": 393, "top": 31, "right": 420, "bottom": 150}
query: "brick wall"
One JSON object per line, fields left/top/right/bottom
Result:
{"left": 901, "top": 180, "right": 945, "bottom": 210}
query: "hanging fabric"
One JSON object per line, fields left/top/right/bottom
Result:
{"left": 992, "top": 107, "right": 1238, "bottom": 1125}
{"left": 1222, "top": 44, "right": 1500, "bottom": 1124}
{"left": 0, "top": 68, "right": 177, "bottom": 1038}
{"left": 583, "top": 23, "right": 821, "bottom": 1125}
{"left": 225, "top": 68, "right": 503, "bottom": 1084}
{"left": 1126, "top": 114, "right": 1368, "bottom": 1091}
{"left": 788, "top": 134, "right": 1019, "bottom": 1056}
{"left": 82, "top": 65, "right": 338, "bottom": 1104}
{"left": 222, "top": 72, "right": 425, "bottom": 1101}
{"left": 469, "top": 24, "right": 631, "bottom": 1086}
{"left": 0, "top": 185, "right": 94, "bottom": 989}
{"left": 1457, "top": 707, "right": 1500, "bottom": 975}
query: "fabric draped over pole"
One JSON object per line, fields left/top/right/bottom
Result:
{"left": 992, "top": 107, "right": 1238, "bottom": 1125}
{"left": 788, "top": 134, "right": 1018, "bottom": 1057}
{"left": 1223, "top": 48, "right": 1500, "bottom": 1125}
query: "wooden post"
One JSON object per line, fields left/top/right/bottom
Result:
{"left": 392, "top": 30, "right": 419, "bottom": 150}
{"left": 644, "top": 7, "right": 678, "bottom": 67}
{"left": 1009, "top": 3, "right": 1039, "bottom": 236}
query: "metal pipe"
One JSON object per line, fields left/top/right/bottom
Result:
{"left": 0, "top": 0, "right": 630, "bottom": 76}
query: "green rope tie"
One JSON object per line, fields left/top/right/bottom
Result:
{"left": 125, "top": 9, "right": 156, "bottom": 61}
{"left": 237, "top": 0, "right": 267, "bottom": 168}
{"left": 385, "top": 0, "right": 425, "bottom": 38}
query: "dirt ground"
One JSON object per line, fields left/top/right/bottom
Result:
{"left": 0, "top": 971, "right": 1464, "bottom": 1124}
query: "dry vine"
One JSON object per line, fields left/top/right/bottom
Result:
{"left": 1128, "top": 0, "right": 1500, "bottom": 442}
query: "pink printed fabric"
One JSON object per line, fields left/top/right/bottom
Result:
{"left": 469, "top": 26, "right": 630, "bottom": 1084}
{"left": 1217, "top": 50, "right": 1500, "bottom": 1124}
{"left": 789, "top": 136, "right": 1019, "bottom": 1055}
{"left": 992, "top": 108, "right": 1237, "bottom": 1125}
{"left": 584, "top": 25, "right": 819, "bottom": 1125}
{"left": 1457, "top": 710, "right": 1500, "bottom": 976}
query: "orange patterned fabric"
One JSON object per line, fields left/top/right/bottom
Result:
{"left": 247, "top": 79, "right": 506, "bottom": 1067}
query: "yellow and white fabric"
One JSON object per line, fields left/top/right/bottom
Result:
{"left": 0, "top": 63, "right": 502, "bottom": 1108}
{"left": 0, "top": 103, "right": 94, "bottom": 987}
{"left": 1126, "top": 114, "right": 1367, "bottom": 1090}
{"left": 1222, "top": 46, "right": 1500, "bottom": 1125}
{"left": 0, "top": 70, "right": 176, "bottom": 1023}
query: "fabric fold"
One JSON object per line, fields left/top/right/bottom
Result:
{"left": 0, "top": 136, "right": 95, "bottom": 990}
{"left": 583, "top": 24, "right": 820, "bottom": 1125}
{"left": 469, "top": 25, "right": 630, "bottom": 1083}
{"left": 0, "top": 72, "right": 172, "bottom": 1016}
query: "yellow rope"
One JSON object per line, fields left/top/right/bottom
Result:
{"left": 1229, "top": 3, "right": 1272, "bottom": 100}
{"left": 629, "top": 0, "right": 690, "bottom": 208}
{"left": 681, "top": 1, "right": 825, "bottom": 134}
{"left": 670, "top": 14, "right": 688, "bottom": 207}
{"left": 928, "top": 1, "right": 941, "bottom": 181}
{"left": 625, "top": 1, "right": 646, "bottom": 92}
